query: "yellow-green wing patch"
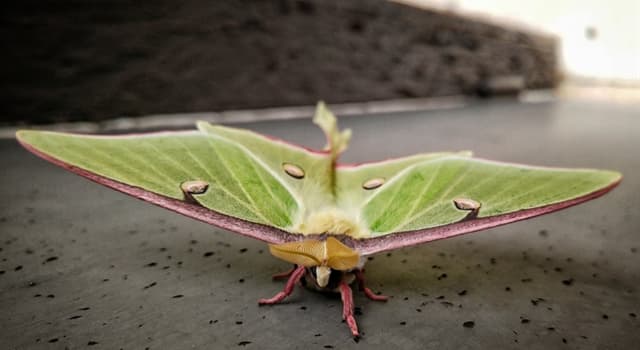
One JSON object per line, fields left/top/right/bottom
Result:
{"left": 336, "top": 151, "right": 471, "bottom": 211}
{"left": 357, "top": 156, "right": 621, "bottom": 236}
{"left": 197, "top": 122, "right": 335, "bottom": 222}
{"left": 17, "top": 129, "right": 312, "bottom": 230}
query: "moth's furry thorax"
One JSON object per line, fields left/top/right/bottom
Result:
{"left": 295, "top": 209, "right": 366, "bottom": 238}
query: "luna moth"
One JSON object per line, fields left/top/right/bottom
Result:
{"left": 16, "top": 103, "right": 621, "bottom": 338}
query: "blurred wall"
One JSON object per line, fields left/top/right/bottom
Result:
{"left": 1, "top": 0, "right": 557, "bottom": 125}
{"left": 402, "top": 0, "right": 640, "bottom": 84}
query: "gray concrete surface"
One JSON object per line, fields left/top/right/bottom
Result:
{"left": 1, "top": 99, "right": 638, "bottom": 349}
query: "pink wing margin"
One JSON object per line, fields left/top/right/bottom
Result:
{"left": 345, "top": 178, "right": 621, "bottom": 256}
{"left": 18, "top": 138, "right": 295, "bottom": 245}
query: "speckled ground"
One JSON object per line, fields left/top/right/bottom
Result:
{"left": 1, "top": 99, "right": 638, "bottom": 349}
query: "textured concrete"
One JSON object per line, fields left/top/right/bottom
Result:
{"left": 1, "top": 99, "right": 638, "bottom": 349}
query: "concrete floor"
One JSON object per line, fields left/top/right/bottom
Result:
{"left": 1, "top": 99, "right": 638, "bottom": 349}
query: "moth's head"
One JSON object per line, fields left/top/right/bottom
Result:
{"left": 268, "top": 237, "right": 360, "bottom": 288}
{"left": 311, "top": 266, "right": 332, "bottom": 288}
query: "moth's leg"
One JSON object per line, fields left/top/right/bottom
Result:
{"left": 355, "top": 269, "right": 389, "bottom": 302}
{"left": 271, "top": 265, "right": 297, "bottom": 280}
{"left": 258, "top": 265, "right": 306, "bottom": 305}
{"left": 339, "top": 281, "right": 360, "bottom": 338}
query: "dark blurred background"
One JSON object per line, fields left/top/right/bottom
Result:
{"left": 0, "top": 0, "right": 557, "bottom": 125}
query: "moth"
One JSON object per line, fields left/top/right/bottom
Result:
{"left": 17, "top": 103, "right": 621, "bottom": 338}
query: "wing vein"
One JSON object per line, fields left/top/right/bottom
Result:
{"left": 387, "top": 162, "right": 444, "bottom": 232}
{"left": 206, "top": 138, "right": 271, "bottom": 224}
{"left": 396, "top": 161, "right": 470, "bottom": 231}
{"left": 77, "top": 138, "right": 177, "bottom": 195}
{"left": 204, "top": 129, "right": 304, "bottom": 207}
{"left": 245, "top": 155, "right": 291, "bottom": 222}
{"left": 172, "top": 137, "right": 261, "bottom": 214}
{"left": 366, "top": 175, "right": 411, "bottom": 229}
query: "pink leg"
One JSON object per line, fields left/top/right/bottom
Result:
{"left": 355, "top": 269, "right": 389, "bottom": 302}
{"left": 339, "top": 281, "right": 359, "bottom": 338}
{"left": 259, "top": 265, "right": 306, "bottom": 305}
{"left": 271, "top": 266, "right": 296, "bottom": 280}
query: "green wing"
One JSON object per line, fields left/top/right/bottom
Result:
{"left": 15, "top": 103, "right": 352, "bottom": 238}
{"left": 16, "top": 124, "right": 332, "bottom": 232}
{"left": 336, "top": 156, "right": 621, "bottom": 238}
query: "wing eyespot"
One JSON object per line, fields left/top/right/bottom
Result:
{"left": 362, "top": 178, "right": 385, "bottom": 190}
{"left": 282, "top": 162, "right": 305, "bottom": 179}
{"left": 453, "top": 198, "right": 481, "bottom": 211}
{"left": 181, "top": 180, "right": 209, "bottom": 194}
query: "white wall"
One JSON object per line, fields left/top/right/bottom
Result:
{"left": 396, "top": 0, "right": 640, "bottom": 84}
